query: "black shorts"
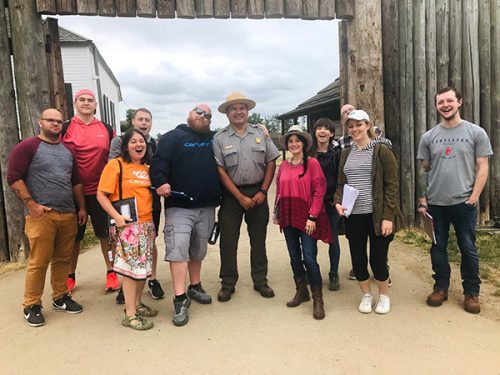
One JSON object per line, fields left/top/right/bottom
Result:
{"left": 76, "top": 194, "right": 109, "bottom": 241}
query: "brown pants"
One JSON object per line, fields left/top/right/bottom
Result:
{"left": 24, "top": 211, "right": 77, "bottom": 308}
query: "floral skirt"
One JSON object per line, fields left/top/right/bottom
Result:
{"left": 110, "top": 221, "right": 155, "bottom": 280}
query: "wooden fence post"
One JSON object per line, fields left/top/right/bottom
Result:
{"left": 9, "top": 0, "right": 51, "bottom": 140}
{"left": 490, "top": 0, "right": 500, "bottom": 226}
{"left": 0, "top": 0, "right": 27, "bottom": 261}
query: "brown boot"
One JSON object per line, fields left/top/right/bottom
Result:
{"left": 426, "top": 289, "right": 448, "bottom": 307}
{"left": 464, "top": 294, "right": 480, "bottom": 314}
{"left": 310, "top": 285, "right": 325, "bottom": 320}
{"left": 286, "top": 276, "right": 310, "bottom": 307}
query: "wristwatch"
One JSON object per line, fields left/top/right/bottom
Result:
{"left": 258, "top": 188, "right": 268, "bottom": 195}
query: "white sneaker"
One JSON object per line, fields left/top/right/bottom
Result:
{"left": 358, "top": 293, "right": 373, "bottom": 313}
{"left": 375, "top": 294, "right": 391, "bottom": 314}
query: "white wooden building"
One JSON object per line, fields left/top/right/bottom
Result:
{"left": 59, "top": 26, "right": 122, "bottom": 131}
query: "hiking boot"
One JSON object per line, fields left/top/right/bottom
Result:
{"left": 328, "top": 271, "right": 340, "bottom": 291}
{"left": 348, "top": 269, "right": 357, "bottom": 280}
{"left": 287, "top": 275, "right": 310, "bottom": 307}
{"left": 121, "top": 311, "right": 153, "bottom": 331}
{"left": 311, "top": 285, "right": 325, "bottom": 320}
{"left": 187, "top": 283, "right": 212, "bottom": 304}
{"left": 23, "top": 305, "right": 45, "bottom": 327}
{"left": 105, "top": 271, "right": 120, "bottom": 291}
{"left": 116, "top": 287, "right": 125, "bottom": 304}
{"left": 464, "top": 294, "right": 480, "bottom": 314}
{"left": 217, "top": 287, "right": 235, "bottom": 302}
{"left": 148, "top": 279, "right": 165, "bottom": 299}
{"left": 172, "top": 297, "right": 191, "bottom": 327}
{"left": 253, "top": 284, "right": 275, "bottom": 298}
{"left": 358, "top": 293, "right": 373, "bottom": 314}
{"left": 426, "top": 289, "right": 448, "bottom": 307}
{"left": 52, "top": 294, "right": 83, "bottom": 313}
{"left": 66, "top": 277, "right": 76, "bottom": 294}
{"left": 136, "top": 302, "right": 158, "bottom": 317}
{"left": 375, "top": 294, "right": 391, "bottom": 314}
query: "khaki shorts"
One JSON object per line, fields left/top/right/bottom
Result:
{"left": 164, "top": 207, "right": 215, "bottom": 262}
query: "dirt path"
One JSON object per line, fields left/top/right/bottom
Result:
{"left": 1, "top": 193, "right": 499, "bottom": 374}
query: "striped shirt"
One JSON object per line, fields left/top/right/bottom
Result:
{"left": 343, "top": 141, "right": 375, "bottom": 214}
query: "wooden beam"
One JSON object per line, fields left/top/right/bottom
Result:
{"left": 490, "top": 0, "right": 500, "bottom": 224}
{"left": 177, "top": 0, "right": 196, "bottom": 18}
{"left": 435, "top": 0, "right": 449, "bottom": 91}
{"left": 449, "top": 0, "right": 462, "bottom": 92}
{"left": 37, "top": 0, "right": 57, "bottom": 14}
{"left": 116, "top": 0, "right": 136, "bottom": 17}
{"left": 283, "top": 0, "right": 299, "bottom": 18}
{"left": 231, "top": 0, "right": 247, "bottom": 18}
{"left": 97, "top": 0, "right": 116, "bottom": 16}
{"left": 338, "top": 20, "right": 348, "bottom": 113}
{"left": 195, "top": 0, "right": 215, "bottom": 18}
{"left": 335, "top": 0, "right": 353, "bottom": 19}
{"left": 137, "top": 0, "right": 156, "bottom": 17}
{"left": 76, "top": 0, "right": 98, "bottom": 15}
{"left": 157, "top": 0, "right": 175, "bottom": 18}
{"left": 302, "top": 0, "right": 319, "bottom": 19}
{"left": 248, "top": 0, "right": 264, "bottom": 18}
{"left": 56, "top": 0, "right": 76, "bottom": 14}
{"left": 425, "top": 0, "right": 437, "bottom": 129}
{"left": 319, "top": 0, "right": 335, "bottom": 20}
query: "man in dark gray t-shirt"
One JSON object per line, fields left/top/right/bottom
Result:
{"left": 417, "top": 87, "right": 493, "bottom": 315}
{"left": 7, "top": 108, "right": 87, "bottom": 327}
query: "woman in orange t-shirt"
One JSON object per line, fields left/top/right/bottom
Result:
{"left": 97, "top": 129, "right": 156, "bottom": 330}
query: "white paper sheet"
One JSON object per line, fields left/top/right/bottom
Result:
{"left": 342, "top": 184, "right": 359, "bottom": 217}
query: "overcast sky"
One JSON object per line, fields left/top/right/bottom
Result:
{"left": 55, "top": 16, "right": 340, "bottom": 135}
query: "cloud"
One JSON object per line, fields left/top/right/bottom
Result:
{"left": 55, "top": 16, "right": 339, "bottom": 134}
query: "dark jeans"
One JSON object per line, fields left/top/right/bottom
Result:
{"left": 283, "top": 227, "right": 322, "bottom": 287}
{"left": 218, "top": 187, "right": 269, "bottom": 289}
{"left": 325, "top": 204, "right": 341, "bottom": 274}
{"left": 345, "top": 213, "right": 392, "bottom": 282}
{"left": 428, "top": 202, "right": 480, "bottom": 295}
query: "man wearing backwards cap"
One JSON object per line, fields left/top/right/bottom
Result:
{"left": 62, "top": 89, "right": 118, "bottom": 293}
{"left": 151, "top": 104, "right": 222, "bottom": 326}
{"left": 212, "top": 92, "right": 280, "bottom": 302}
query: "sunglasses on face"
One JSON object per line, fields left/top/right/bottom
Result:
{"left": 193, "top": 108, "right": 212, "bottom": 120}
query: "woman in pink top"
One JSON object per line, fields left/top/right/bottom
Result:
{"left": 273, "top": 125, "right": 331, "bottom": 320}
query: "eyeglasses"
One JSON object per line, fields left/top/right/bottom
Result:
{"left": 193, "top": 108, "right": 212, "bottom": 120}
{"left": 41, "top": 118, "right": 63, "bottom": 125}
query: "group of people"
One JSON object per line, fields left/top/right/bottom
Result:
{"left": 7, "top": 86, "right": 492, "bottom": 329}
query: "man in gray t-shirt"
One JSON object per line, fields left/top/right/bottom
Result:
{"left": 416, "top": 87, "right": 493, "bottom": 314}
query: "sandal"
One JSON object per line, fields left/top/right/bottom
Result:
{"left": 136, "top": 302, "right": 158, "bottom": 317}
{"left": 121, "top": 311, "right": 153, "bottom": 330}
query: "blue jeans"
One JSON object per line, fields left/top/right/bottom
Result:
{"left": 428, "top": 202, "right": 480, "bottom": 295}
{"left": 325, "top": 204, "right": 341, "bottom": 274}
{"left": 283, "top": 227, "right": 322, "bottom": 287}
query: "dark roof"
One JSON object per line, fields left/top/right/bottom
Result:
{"left": 59, "top": 27, "right": 91, "bottom": 43}
{"left": 277, "top": 77, "right": 340, "bottom": 120}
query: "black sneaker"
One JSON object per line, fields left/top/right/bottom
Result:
{"left": 187, "top": 283, "right": 212, "bottom": 304}
{"left": 348, "top": 269, "right": 357, "bottom": 280}
{"left": 148, "top": 279, "right": 165, "bottom": 299}
{"left": 23, "top": 305, "right": 45, "bottom": 327}
{"left": 52, "top": 294, "right": 83, "bottom": 314}
{"left": 116, "top": 287, "right": 125, "bottom": 304}
{"left": 329, "top": 271, "right": 340, "bottom": 291}
{"left": 172, "top": 297, "right": 191, "bottom": 327}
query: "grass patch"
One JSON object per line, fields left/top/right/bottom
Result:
{"left": 398, "top": 227, "right": 500, "bottom": 295}
{"left": 81, "top": 225, "right": 100, "bottom": 250}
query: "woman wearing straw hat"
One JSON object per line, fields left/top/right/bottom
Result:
{"left": 273, "top": 125, "right": 332, "bottom": 320}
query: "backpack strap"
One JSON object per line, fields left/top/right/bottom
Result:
{"left": 61, "top": 120, "right": 71, "bottom": 139}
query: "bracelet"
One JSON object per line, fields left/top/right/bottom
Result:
{"left": 307, "top": 215, "right": 317, "bottom": 222}
{"left": 417, "top": 203, "right": 428, "bottom": 210}
{"left": 258, "top": 188, "right": 267, "bottom": 195}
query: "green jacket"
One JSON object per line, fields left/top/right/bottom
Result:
{"left": 333, "top": 143, "right": 404, "bottom": 236}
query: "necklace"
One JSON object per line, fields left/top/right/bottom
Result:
{"left": 289, "top": 158, "right": 303, "bottom": 166}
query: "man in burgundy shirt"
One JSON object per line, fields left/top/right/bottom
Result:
{"left": 7, "top": 108, "right": 87, "bottom": 326}
{"left": 62, "top": 89, "right": 118, "bottom": 292}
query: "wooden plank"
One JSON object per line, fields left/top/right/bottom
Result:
{"left": 248, "top": 0, "right": 264, "bottom": 18}
{"left": 435, "top": 0, "right": 449, "bottom": 91}
{"left": 398, "top": 0, "right": 415, "bottom": 225}
{"left": 177, "top": 0, "right": 196, "bottom": 18}
{"left": 231, "top": 0, "right": 247, "bottom": 18}
{"left": 157, "top": 0, "right": 175, "bottom": 18}
{"left": 97, "top": 0, "right": 116, "bottom": 16}
{"left": 283, "top": 0, "right": 299, "bottom": 18}
{"left": 338, "top": 20, "right": 348, "bottom": 113}
{"left": 44, "top": 17, "right": 69, "bottom": 119}
{"left": 302, "top": 0, "right": 319, "bottom": 19}
{"left": 319, "top": 0, "right": 335, "bottom": 20}
{"left": 37, "top": 0, "right": 57, "bottom": 13}
{"left": 116, "top": 0, "right": 136, "bottom": 16}
{"left": 56, "top": 0, "right": 76, "bottom": 14}
{"left": 76, "top": 0, "right": 98, "bottom": 15}
{"left": 479, "top": 0, "right": 491, "bottom": 224}
{"left": 425, "top": 0, "right": 437, "bottom": 129}
{"left": 381, "top": 0, "right": 400, "bottom": 150}
{"left": 335, "top": 0, "right": 353, "bottom": 19}
{"left": 449, "top": 0, "right": 462, "bottom": 92}
{"left": 214, "top": 0, "right": 230, "bottom": 18}
{"left": 489, "top": 0, "right": 500, "bottom": 225}
{"left": 137, "top": 0, "right": 156, "bottom": 17}
{"left": 195, "top": 0, "right": 215, "bottom": 18}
